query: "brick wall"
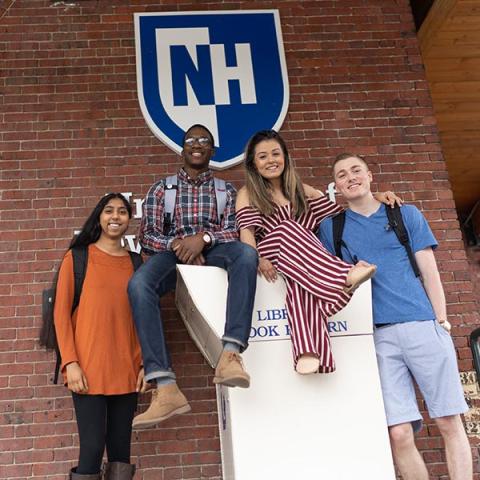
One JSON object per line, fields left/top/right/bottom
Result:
{"left": 1, "top": 0, "right": 479, "bottom": 478}
{"left": 467, "top": 246, "right": 480, "bottom": 306}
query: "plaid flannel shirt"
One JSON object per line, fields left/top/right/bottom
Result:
{"left": 139, "top": 168, "right": 238, "bottom": 255}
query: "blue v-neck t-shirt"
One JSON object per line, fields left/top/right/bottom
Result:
{"left": 318, "top": 204, "right": 438, "bottom": 325}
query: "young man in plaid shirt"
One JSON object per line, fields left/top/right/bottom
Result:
{"left": 128, "top": 124, "right": 258, "bottom": 429}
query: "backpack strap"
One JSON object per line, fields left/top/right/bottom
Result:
{"left": 164, "top": 175, "right": 177, "bottom": 216}
{"left": 71, "top": 246, "right": 88, "bottom": 313}
{"left": 53, "top": 347, "right": 62, "bottom": 384}
{"left": 213, "top": 177, "right": 227, "bottom": 223}
{"left": 164, "top": 175, "right": 178, "bottom": 233}
{"left": 128, "top": 251, "right": 143, "bottom": 271}
{"left": 163, "top": 174, "right": 227, "bottom": 227}
{"left": 385, "top": 205, "right": 421, "bottom": 278}
{"left": 53, "top": 245, "right": 88, "bottom": 384}
{"left": 332, "top": 211, "right": 347, "bottom": 260}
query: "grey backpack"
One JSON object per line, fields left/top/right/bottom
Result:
{"left": 163, "top": 174, "right": 227, "bottom": 231}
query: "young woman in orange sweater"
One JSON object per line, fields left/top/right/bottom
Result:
{"left": 54, "top": 193, "right": 145, "bottom": 480}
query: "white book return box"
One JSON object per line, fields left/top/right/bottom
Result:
{"left": 176, "top": 265, "right": 395, "bottom": 480}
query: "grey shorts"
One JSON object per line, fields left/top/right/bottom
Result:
{"left": 374, "top": 320, "right": 468, "bottom": 432}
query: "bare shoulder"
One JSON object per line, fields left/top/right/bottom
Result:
{"left": 236, "top": 186, "right": 251, "bottom": 209}
{"left": 303, "top": 183, "right": 324, "bottom": 199}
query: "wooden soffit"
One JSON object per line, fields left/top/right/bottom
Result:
{"left": 419, "top": 0, "right": 480, "bottom": 215}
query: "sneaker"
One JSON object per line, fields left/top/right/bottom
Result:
{"left": 132, "top": 383, "right": 191, "bottom": 429}
{"left": 213, "top": 351, "right": 250, "bottom": 388}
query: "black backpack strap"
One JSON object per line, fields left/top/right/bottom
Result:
{"left": 128, "top": 251, "right": 143, "bottom": 271}
{"left": 385, "top": 205, "right": 421, "bottom": 277}
{"left": 332, "top": 211, "right": 347, "bottom": 260}
{"left": 53, "top": 246, "right": 88, "bottom": 384}
{"left": 71, "top": 246, "right": 88, "bottom": 312}
{"left": 53, "top": 349, "right": 62, "bottom": 385}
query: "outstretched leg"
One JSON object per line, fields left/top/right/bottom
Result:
{"left": 205, "top": 242, "right": 258, "bottom": 388}
{"left": 258, "top": 220, "right": 375, "bottom": 374}
{"left": 128, "top": 252, "right": 191, "bottom": 429}
{"left": 286, "top": 280, "right": 336, "bottom": 373}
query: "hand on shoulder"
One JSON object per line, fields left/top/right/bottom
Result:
{"left": 374, "top": 191, "right": 403, "bottom": 208}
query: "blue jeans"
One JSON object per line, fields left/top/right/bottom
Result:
{"left": 128, "top": 242, "right": 258, "bottom": 382}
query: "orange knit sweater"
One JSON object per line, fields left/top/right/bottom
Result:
{"left": 54, "top": 244, "right": 142, "bottom": 395}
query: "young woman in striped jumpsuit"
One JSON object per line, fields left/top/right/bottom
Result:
{"left": 236, "top": 130, "right": 391, "bottom": 375}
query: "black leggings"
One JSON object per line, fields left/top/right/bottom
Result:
{"left": 72, "top": 392, "right": 138, "bottom": 475}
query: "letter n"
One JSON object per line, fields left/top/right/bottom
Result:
{"left": 170, "top": 45, "right": 215, "bottom": 106}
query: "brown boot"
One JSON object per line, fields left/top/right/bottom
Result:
{"left": 69, "top": 467, "right": 101, "bottom": 479}
{"left": 132, "top": 383, "right": 191, "bottom": 429}
{"left": 103, "top": 462, "right": 136, "bottom": 479}
{"left": 213, "top": 351, "right": 250, "bottom": 388}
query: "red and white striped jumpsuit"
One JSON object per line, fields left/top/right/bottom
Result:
{"left": 236, "top": 196, "right": 353, "bottom": 373}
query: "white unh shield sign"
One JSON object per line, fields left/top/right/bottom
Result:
{"left": 134, "top": 10, "right": 289, "bottom": 169}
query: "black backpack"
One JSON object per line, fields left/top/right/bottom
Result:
{"left": 332, "top": 204, "right": 420, "bottom": 277}
{"left": 39, "top": 246, "right": 143, "bottom": 384}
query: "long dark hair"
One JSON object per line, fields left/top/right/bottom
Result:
{"left": 244, "top": 129, "right": 307, "bottom": 217}
{"left": 69, "top": 193, "right": 132, "bottom": 249}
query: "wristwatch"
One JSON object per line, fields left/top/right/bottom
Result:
{"left": 202, "top": 232, "right": 212, "bottom": 247}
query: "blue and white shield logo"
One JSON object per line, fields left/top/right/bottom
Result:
{"left": 134, "top": 10, "right": 289, "bottom": 169}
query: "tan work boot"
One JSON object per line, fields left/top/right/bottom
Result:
{"left": 213, "top": 351, "right": 250, "bottom": 388}
{"left": 132, "top": 383, "right": 191, "bottom": 429}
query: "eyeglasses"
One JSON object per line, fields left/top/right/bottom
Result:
{"left": 184, "top": 136, "right": 212, "bottom": 147}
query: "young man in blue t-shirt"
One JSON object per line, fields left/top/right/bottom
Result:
{"left": 318, "top": 153, "right": 472, "bottom": 480}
